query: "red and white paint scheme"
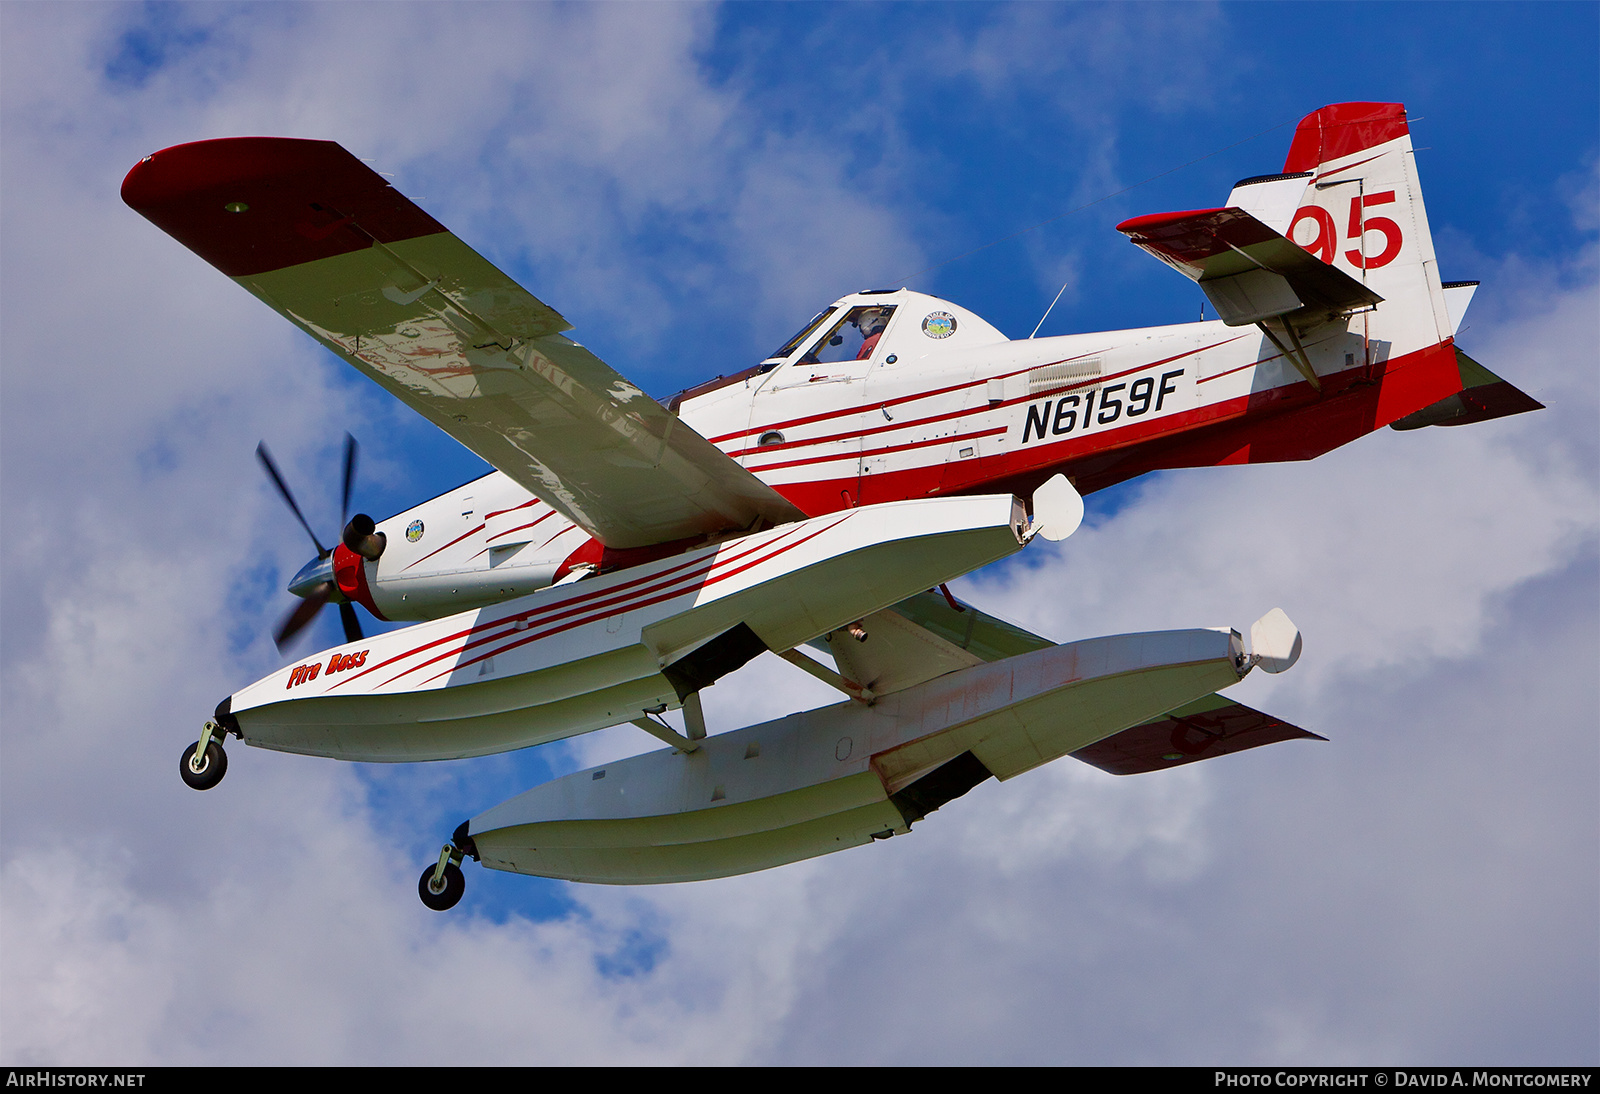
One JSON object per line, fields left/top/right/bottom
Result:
{"left": 127, "top": 103, "right": 1537, "bottom": 904}
{"left": 227, "top": 493, "right": 1038, "bottom": 763}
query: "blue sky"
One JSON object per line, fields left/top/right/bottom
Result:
{"left": 2, "top": 2, "right": 1595, "bottom": 1065}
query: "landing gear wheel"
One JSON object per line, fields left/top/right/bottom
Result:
{"left": 180, "top": 740, "right": 227, "bottom": 791}
{"left": 418, "top": 862, "right": 465, "bottom": 911}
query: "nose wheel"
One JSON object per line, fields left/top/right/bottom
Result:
{"left": 180, "top": 721, "right": 228, "bottom": 790}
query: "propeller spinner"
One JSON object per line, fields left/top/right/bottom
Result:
{"left": 257, "top": 434, "right": 385, "bottom": 650}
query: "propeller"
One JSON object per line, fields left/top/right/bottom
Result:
{"left": 257, "top": 434, "right": 382, "bottom": 651}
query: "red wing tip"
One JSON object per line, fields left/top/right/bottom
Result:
{"left": 1116, "top": 207, "right": 1228, "bottom": 236}
{"left": 121, "top": 136, "right": 446, "bottom": 278}
{"left": 1283, "top": 102, "right": 1409, "bottom": 173}
{"left": 121, "top": 137, "right": 354, "bottom": 211}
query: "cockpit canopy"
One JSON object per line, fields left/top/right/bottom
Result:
{"left": 668, "top": 289, "right": 1009, "bottom": 413}
{"left": 759, "top": 289, "right": 1006, "bottom": 370}
{"left": 763, "top": 304, "right": 895, "bottom": 366}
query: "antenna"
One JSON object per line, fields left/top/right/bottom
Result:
{"left": 1029, "top": 280, "right": 1071, "bottom": 339}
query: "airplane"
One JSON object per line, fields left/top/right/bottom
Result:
{"left": 123, "top": 102, "right": 1539, "bottom": 909}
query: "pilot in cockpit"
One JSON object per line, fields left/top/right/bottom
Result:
{"left": 853, "top": 307, "right": 891, "bottom": 360}
{"left": 796, "top": 304, "right": 897, "bottom": 366}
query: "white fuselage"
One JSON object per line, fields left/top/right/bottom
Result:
{"left": 359, "top": 281, "right": 1440, "bottom": 624}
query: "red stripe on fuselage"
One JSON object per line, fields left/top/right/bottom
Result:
{"left": 732, "top": 340, "right": 1244, "bottom": 466}
{"left": 483, "top": 498, "right": 541, "bottom": 521}
{"left": 402, "top": 520, "right": 485, "bottom": 571}
{"left": 706, "top": 347, "right": 1115, "bottom": 446}
{"left": 484, "top": 508, "right": 558, "bottom": 545}
{"left": 727, "top": 337, "right": 1245, "bottom": 476}
{"left": 748, "top": 425, "right": 1008, "bottom": 476}
{"left": 773, "top": 337, "right": 1459, "bottom": 510}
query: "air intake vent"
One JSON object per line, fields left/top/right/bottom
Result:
{"left": 1028, "top": 358, "right": 1102, "bottom": 396}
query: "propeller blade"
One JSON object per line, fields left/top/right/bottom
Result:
{"left": 274, "top": 581, "right": 333, "bottom": 650}
{"left": 257, "top": 442, "right": 330, "bottom": 559}
{"left": 339, "top": 602, "right": 364, "bottom": 644}
{"left": 340, "top": 433, "right": 359, "bottom": 528}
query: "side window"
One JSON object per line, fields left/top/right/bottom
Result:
{"left": 800, "top": 305, "right": 896, "bottom": 365}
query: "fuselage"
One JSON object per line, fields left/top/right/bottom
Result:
{"left": 344, "top": 285, "right": 1460, "bottom": 624}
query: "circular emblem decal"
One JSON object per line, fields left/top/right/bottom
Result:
{"left": 921, "top": 311, "right": 957, "bottom": 339}
{"left": 406, "top": 519, "right": 425, "bottom": 543}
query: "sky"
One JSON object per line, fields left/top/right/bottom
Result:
{"left": 1, "top": 1, "right": 1595, "bottom": 1066}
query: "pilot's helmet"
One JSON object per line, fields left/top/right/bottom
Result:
{"left": 855, "top": 307, "right": 890, "bottom": 336}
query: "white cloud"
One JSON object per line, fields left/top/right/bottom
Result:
{"left": 2, "top": 2, "right": 1594, "bottom": 1067}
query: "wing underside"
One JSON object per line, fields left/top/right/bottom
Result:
{"left": 122, "top": 137, "right": 804, "bottom": 550}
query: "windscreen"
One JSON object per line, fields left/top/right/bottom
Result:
{"left": 763, "top": 309, "right": 836, "bottom": 363}
{"left": 797, "top": 305, "right": 897, "bottom": 365}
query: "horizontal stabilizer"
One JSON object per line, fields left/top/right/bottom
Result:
{"left": 816, "top": 586, "right": 1060, "bottom": 700}
{"left": 825, "top": 607, "right": 984, "bottom": 700}
{"left": 1389, "top": 348, "right": 1544, "bottom": 430}
{"left": 1071, "top": 694, "right": 1323, "bottom": 776}
{"left": 883, "top": 588, "right": 1055, "bottom": 663}
{"left": 1117, "top": 206, "right": 1381, "bottom": 326}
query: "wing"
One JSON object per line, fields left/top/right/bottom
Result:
{"left": 859, "top": 590, "right": 1320, "bottom": 772}
{"left": 1117, "top": 205, "right": 1382, "bottom": 327}
{"left": 122, "top": 138, "right": 804, "bottom": 550}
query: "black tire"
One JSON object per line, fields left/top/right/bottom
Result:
{"left": 180, "top": 740, "right": 228, "bottom": 791}
{"left": 418, "top": 862, "right": 465, "bottom": 911}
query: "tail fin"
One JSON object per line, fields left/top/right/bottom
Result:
{"left": 1120, "top": 103, "right": 1452, "bottom": 358}
{"left": 1277, "top": 103, "right": 1453, "bottom": 357}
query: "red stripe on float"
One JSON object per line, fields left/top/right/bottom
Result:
{"left": 428, "top": 513, "right": 854, "bottom": 683}
{"left": 329, "top": 515, "right": 848, "bottom": 691}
